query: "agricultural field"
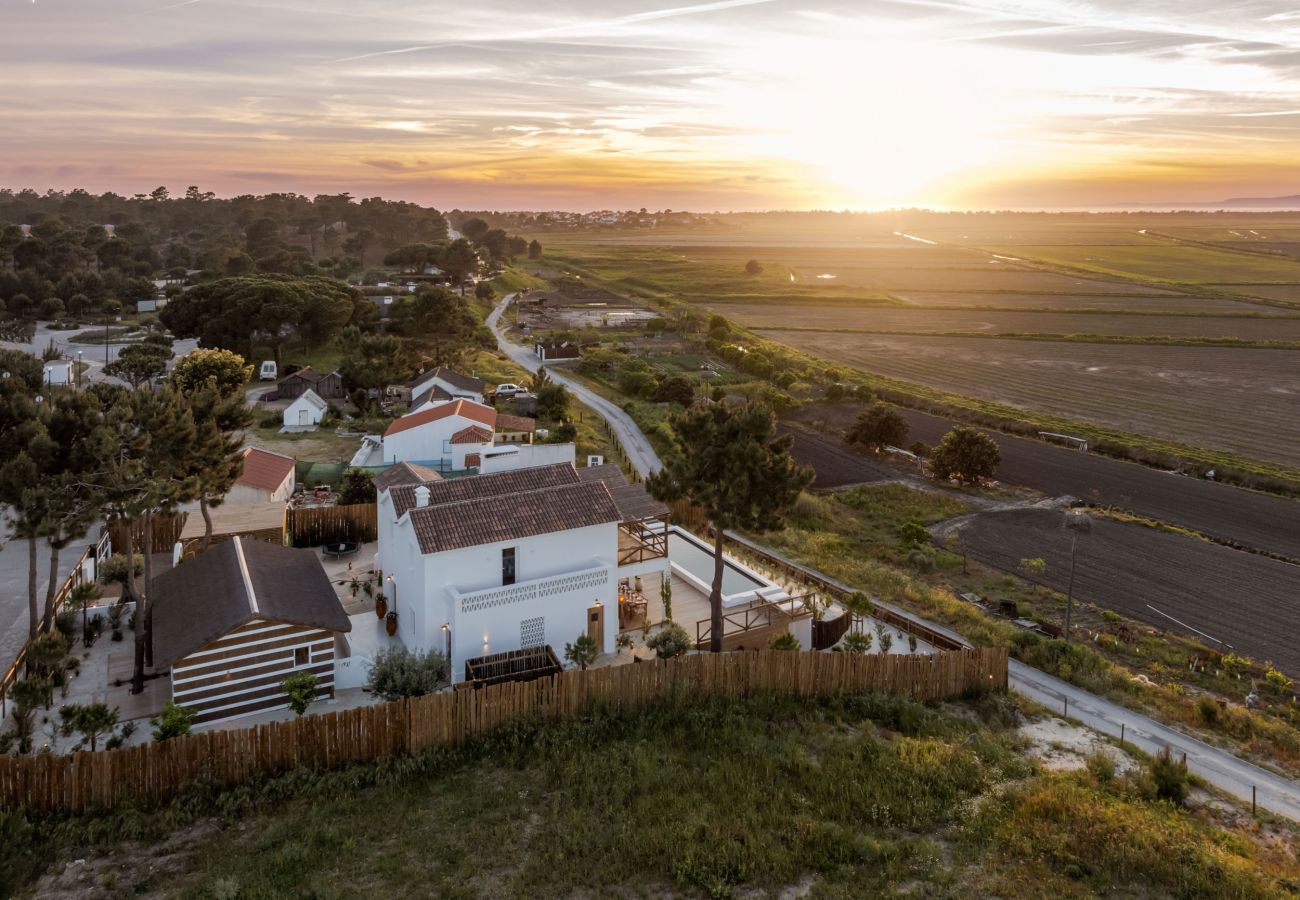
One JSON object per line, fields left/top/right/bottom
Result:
{"left": 789, "top": 402, "right": 1300, "bottom": 564}
{"left": 742, "top": 308, "right": 1300, "bottom": 341}
{"left": 988, "top": 242, "right": 1300, "bottom": 286}
{"left": 766, "top": 331, "right": 1300, "bottom": 468}
{"left": 955, "top": 507, "right": 1300, "bottom": 676}
{"left": 546, "top": 214, "right": 1300, "bottom": 474}
{"left": 780, "top": 427, "right": 897, "bottom": 488}
{"left": 884, "top": 290, "right": 1260, "bottom": 313}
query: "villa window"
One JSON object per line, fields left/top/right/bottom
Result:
{"left": 502, "top": 547, "right": 516, "bottom": 586}
{"left": 294, "top": 646, "right": 308, "bottom": 666}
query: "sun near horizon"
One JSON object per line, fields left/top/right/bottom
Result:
{"left": 3, "top": 0, "right": 1300, "bottom": 210}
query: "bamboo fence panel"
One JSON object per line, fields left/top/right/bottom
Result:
{"left": 285, "top": 504, "right": 378, "bottom": 546}
{"left": 0, "top": 647, "right": 1006, "bottom": 815}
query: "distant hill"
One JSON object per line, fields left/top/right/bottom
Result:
{"left": 1216, "top": 194, "right": 1300, "bottom": 209}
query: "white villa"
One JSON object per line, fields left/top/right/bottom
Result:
{"left": 374, "top": 463, "right": 671, "bottom": 683}
{"left": 350, "top": 398, "right": 575, "bottom": 474}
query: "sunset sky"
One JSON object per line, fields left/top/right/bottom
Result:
{"left": 3, "top": 0, "right": 1300, "bottom": 210}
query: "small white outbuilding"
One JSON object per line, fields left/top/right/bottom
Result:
{"left": 43, "top": 360, "right": 74, "bottom": 386}
{"left": 283, "top": 388, "right": 328, "bottom": 430}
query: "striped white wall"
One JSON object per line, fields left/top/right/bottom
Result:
{"left": 171, "top": 618, "right": 337, "bottom": 724}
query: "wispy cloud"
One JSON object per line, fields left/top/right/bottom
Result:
{"left": 2, "top": 0, "right": 1300, "bottom": 208}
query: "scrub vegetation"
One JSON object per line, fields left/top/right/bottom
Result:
{"left": 10, "top": 692, "right": 1298, "bottom": 899}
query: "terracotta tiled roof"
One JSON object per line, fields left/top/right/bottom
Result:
{"left": 408, "top": 481, "right": 620, "bottom": 554}
{"left": 152, "top": 537, "right": 350, "bottom": 669}
{"left": 373, "top": 461, "right": 443, "bottom": 493}
{"left": 383, "top": 399, "right": 497, "bottom": 438}
{"left": 389, "top": 462, "right": 578, "bottom": 517}
{"left": 576, "top": 464, "right": 669, "bottom": 521}
{"left": 236, "top": 448, "right": 296, "bottom": 493}
{"left": 495, "top": 414, "right": 536, "bottom": 433}
{"left": 450, "top": 425, "right": 492, "bottom": 445}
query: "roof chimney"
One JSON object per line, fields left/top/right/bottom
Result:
{"left": 414, "top": 485, "right": 431, "bottom": 508}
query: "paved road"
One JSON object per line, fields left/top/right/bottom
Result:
{"left": 489, "top": 296, "right": 1300, "bottom": 817}
{"left": 487, "top": 295, "right": 662, "bottom": 477}
{"left": 737, "top": 528, "right": 1300, "bottom": 819}
{"left": 1011, "top": 660, "right": 1300, "bottom": 821}
{"left": 898, "top": 408, "right": 1300, "bottom": 562}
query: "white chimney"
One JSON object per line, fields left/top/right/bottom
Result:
{"left": 414, "top": 485, "right": 431, "bottom": 508}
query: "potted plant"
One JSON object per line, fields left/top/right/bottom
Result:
{"left": 348, "top": 577, "right": 360, "bottom": 598}
{"left": 385, "top": 610, "right": 398, "bottom": 636}
{"left": 375, "top": 592, "right": 387, "bottom": 619}
{"left": 616, "top": 633, "right": 634, "bottom": 654}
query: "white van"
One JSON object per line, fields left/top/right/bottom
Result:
{"left": 259, "top": 360, "right": 278, "bottom": 381}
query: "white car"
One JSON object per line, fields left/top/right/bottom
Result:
{"left": 495, "top": 383, "right": 524, "bottom": 397}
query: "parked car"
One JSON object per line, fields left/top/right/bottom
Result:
{"left": 259, "top": 360, "right": 278, "bottom": 381}
{"left": 495, "top": 383, "right": 524, "bottom": 397}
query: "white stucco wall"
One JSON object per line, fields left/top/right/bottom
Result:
{"left": 383, "top": 414, "right": 486, "bottom": 464}
{"left": 478, "top": 443, "right": 576, "bottom": 474}
{"left": 383, "top": 517, "right": 619, "bottom": 682}
{"left": 283, "top": 395, "right": 325, "bottom": 428}
{"left": 225, "top": 478, "right": 291, "bottom": 506}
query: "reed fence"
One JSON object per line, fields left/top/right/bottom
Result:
{"left": 0, "top": 647, "right": 1006, "bottom": 815}
{"left": 106, "top": 512, "right": 187, "bottom": 557}
{"left": 286, "top": 503, "right": 377, "bottom": 547}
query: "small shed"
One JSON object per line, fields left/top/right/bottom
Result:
{"left": 535, "top": 341, "right": 581, "bottom": 362}
{"left": 230, "top": 448, "right": 296, "bottom": 504}
{"left": 152, "top": 537, "right": 351, "bottom": 724}
{"left": 283, "top": 389, "right": 328, "bottom": 429}
{"left": 278, "top": 366, "right": 346, "bottom": 400}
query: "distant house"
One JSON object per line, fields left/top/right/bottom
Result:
{"left": 380, "top": 399, "right": 498, "bottom": 468}
{"left": 283, "top": 389, "right": 328, "bottom": 429}
{"left": 408, "top": 367, "right": 486, "bottom": 405}
{"left": 151, "top": 537, "right": 351, "bottom": 724}
{"left": 535, "top": 341, "right": 581, "bottom": 362}
{"left": 230, "top": 448, "right": 296, "bottom": 504}
{"left": 495, "top": 413, "right": 535, "bottom": 444}
{"left": 278, "top": 366, "right": 345, "bottom": 401}
{"left": 42, "top": 360, "right": 74, "bottom": 386}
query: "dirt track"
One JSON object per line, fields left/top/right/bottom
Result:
{"left": 955, "top": 507, "right": 1300, "bottom": 675}
{"left": 788, "top": 404, "right": 1300, "bottom": 562}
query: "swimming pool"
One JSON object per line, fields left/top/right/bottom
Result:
{"left": 668, "top": 529, "right": 767, "bottom": 598}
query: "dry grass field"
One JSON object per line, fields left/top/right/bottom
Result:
{"left": 752, "top": 331, "right": 1300, "bottom": 468}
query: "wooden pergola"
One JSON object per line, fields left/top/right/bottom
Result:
{"left": 178, "top": 503, "right": 286, "bottom": 558}
{"left": 462, "top": 646, "right": 563, "bottom": 688}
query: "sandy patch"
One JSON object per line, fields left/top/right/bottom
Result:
{"left": 1018, "top": 716, "right": 1136, "bottom": 774}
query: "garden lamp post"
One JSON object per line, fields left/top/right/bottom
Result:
{"left": 386, "top": 574, "right": 396, "bottom": 611}
{"left": 1062, "top": 509, "right": 1092, "bottom": 643}
{"left": 441, "top": 623, "right": 452, "bottom": 674}
{"left": 76, "top": 350, "right": 83, "bottom": 390}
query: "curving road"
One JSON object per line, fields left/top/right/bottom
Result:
{"left": 488, "top": 292, "right": 1299, "bottom": 820}
{"left": 1011, "top": 660, "right": 1300, "bottom": 821}
{"left": 487, "top": 294, "right": 662, "bottom": 477}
